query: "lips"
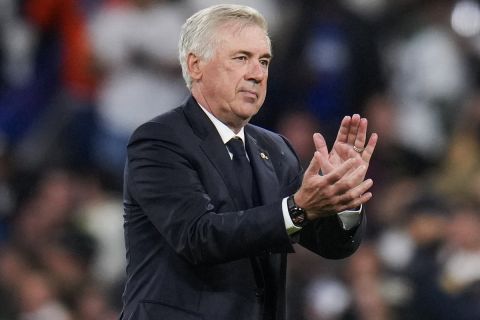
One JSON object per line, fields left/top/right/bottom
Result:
{"left": 239, "top": 89, "right": 258, "bottom": 99}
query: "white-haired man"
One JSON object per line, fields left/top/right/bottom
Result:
{"left": 121, "top": 4, "right": 377, "bottom": 320}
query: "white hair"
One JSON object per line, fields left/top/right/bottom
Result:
{"left": 178, "top": 4, "right": 270, "bottom": 89}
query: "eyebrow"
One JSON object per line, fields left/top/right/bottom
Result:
{"left": 236, "top": 50, "right": 273, "bottom": 60}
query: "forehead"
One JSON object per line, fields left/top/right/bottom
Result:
{"left": 214, "top": 22, "right": 271, "bottom": 54}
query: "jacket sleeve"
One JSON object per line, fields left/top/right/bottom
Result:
{"left": 125, "top": 122, "right": 293, "bottom": 266}
{"left": 297, "top": 208, "right": 366, "bottom": 259}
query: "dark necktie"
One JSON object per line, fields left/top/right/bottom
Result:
{"left": 226, "top": 137, "right": 253, "bottom": 209}
{"left": 227, "top": 138, "right": 274, "bottom": 319}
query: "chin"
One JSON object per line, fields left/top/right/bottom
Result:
{"left": 241, "top": 108, "right": 261, "bottom": 120}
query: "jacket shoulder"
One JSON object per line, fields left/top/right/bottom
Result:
{"left": 128, "top": 106, "right": 186, "bottom": 144}
{"left": 247, "top": 124, "right": 297, "bottom": 156}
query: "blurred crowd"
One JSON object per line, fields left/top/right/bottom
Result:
{"left": 1, "top": 0, "right": 480, "bottom": 319}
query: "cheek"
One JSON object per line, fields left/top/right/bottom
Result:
{"left": 221, "top": 71, "right": 243, "bottom": 98}
{"left": 260, "top": 74, "right": 268, "bottom": 94}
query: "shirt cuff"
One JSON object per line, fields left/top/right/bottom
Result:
{"left": 338, "top": 205, "right": 362, "bottom": 230}
{"left": 282, "top": 199, "right": 362, "bottom": 234}
{"left": 282, "top": 197, "right": 302, "bottom": 235}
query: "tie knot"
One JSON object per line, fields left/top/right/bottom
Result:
{"left": 226, "top": 137, "right": 247, "bottom": 158}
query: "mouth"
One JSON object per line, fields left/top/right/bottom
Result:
{"left": 239, "top": 89, "right": 258, "bottom": 99}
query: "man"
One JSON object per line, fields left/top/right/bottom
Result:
{"left": 121, "top": 4, "right": 377, "bottom": 320}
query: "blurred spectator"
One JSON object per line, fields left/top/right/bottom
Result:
{"left": 398, "top": 195, "right": 451, "bottom": 319}
{"left": 434, "top": 92, "right": 480, "bottom": 202}
{"left": 0, "top": 0, "right": 41, "bottom": 147}
{"left": 346, "top": 244, "right": 392, "bottom": 320}
{"left": 382, "top": 0, "right": 471, "bottom": 161}
{"left": 286, "top": 244, "right": 349, "bottom": 320}
{"left": 0, "top": 142, "right": 15, "bottom": 243}
{"left": 72, "top": 284, "right": 118, "bottom": 320}
{"left": 188, "top": 0, "right": 287, "bottom": 39}
{"left": 304, "top": 275, "right": 351, "bottom": 320}
{"left": 25, "top": 0, "right": 96, "bottom": 98}
{"left": 0, "top": 0, "right": 35, "bottom": 91}
{"left": 75, "top": 171, "right": 125, "bottom": 293}
{"left": 365, "top": 94, "right": 435, "bottom": 184}
{"left": 0, "top": 246, "right": 30, "bottom": 318}
{"left": 439, "top": 203, "right": 480, "bottom": 317}
{"left": 12, "top": 169, "right": 81, "bottom": 252}
{"left": 364, "top": 95, "right": 435, "bottom": 235}
{"left": 89, "top": 0, "right": 189, "bottom": 179}
{"left": 16, "top": 270, "right": 73, "bottom": 320}
{"left": 265, "top": 0, "right": 384, "bottom": 141}
{"left": 276, "top": 109, "right": 321, "bottom": 168}
{"left": 2, "top": 0, "right": 98, "bottom": 173}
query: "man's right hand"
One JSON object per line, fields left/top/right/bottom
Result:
{"left": 293, "top": 151, "right": 373, "bottom": 221}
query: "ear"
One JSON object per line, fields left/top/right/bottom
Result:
{"left": 187, "top": 53, "right": 203, "bottom": 82}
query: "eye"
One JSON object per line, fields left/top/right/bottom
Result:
{"left": 234, "top": 56, "right": 247, "bottom": 62}
{"left": 260, "top": 59, "right": 270, "bottom": 67}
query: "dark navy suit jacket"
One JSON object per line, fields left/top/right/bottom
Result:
{"left": 121, "top": 96, "right": 365, "bottom": 319}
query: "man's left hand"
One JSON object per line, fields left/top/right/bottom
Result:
{"left": 313, "top": 114, "right": 378, "bottom": 184}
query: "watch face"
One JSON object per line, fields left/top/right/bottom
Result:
{"left": 293, "top": 214, "right": 304, "bottom": 224}
{"left": 288, "top": 196, "right": 308, "bottom": 227}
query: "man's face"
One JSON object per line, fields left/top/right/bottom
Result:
{"left": 192, "top": 23, "right": 271, "bottom": 131}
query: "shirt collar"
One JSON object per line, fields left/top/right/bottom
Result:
{"left": 198, "top": 103, "right": 246, "bottom": 144}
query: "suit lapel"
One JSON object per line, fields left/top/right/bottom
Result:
{"left": 245, "top": 130, "right": 280, "bottom": 206}
{"left": 200, "top": 139, "right": 246, "bottom": 209}
{"left": 246, "top": 128, "right": 291, "bottom": 255}
{"left": 182, "top": 96, "right": 281, "bottom": 208}
{"left": 183, "top": 97, "right": 244, "bottom": 209}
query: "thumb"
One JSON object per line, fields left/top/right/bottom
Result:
{"left": 313, "top": 133, "right": 329, "bottom": 157}
{"left": 313, "top": 132, "right": 334, "bottom": 174}
{"left": 304, "top": 151, "right": 322, "bottom": 177}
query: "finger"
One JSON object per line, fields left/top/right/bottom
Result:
{"left": 348, "top": 178, "right": 374, "bottom": 200}
{"left": 354, "top": 118, "right": 368, "bottom": 149}
{"left": 313, "top": 133, "right": 328, "bottom": 157}
{"left": 313, "top": 133, "right": 334, "bottom": 173}
{"left": 330, "top": 160, "right": 366, "bottom": 195}
{"left": 361, "top": 133, "right": 378, "bottom": 164}
{"left": 345, "top": 161, "right": 367, "bottom": 181}
{"left": 324, "top": 158, "right": 356, "bottom": 184}
{"left": 347, "top": 114, "right": 361, "bottom": 145}
{"left": 345, "top": 191, "right": 373, "bottom": 210}
{"left": 335, "top": 116, "right": 351, "bottom": 143}
{"left": 338, "top": 179, "right": 374, "bottom": 208}
{"left": 304, "top": 151, "right": 323, "bottom": 178}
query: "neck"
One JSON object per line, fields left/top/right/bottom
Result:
{"left": 191, "top": 88, "right": 247, "bottom": 134}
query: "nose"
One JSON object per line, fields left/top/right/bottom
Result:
{"left": 246, "top": 60, "right": 266, "bottom": 84}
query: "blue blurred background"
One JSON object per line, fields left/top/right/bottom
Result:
{"left": 1, "top": 0, "right": 480, "bottom": 319}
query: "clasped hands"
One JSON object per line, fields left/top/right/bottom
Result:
{"left": 294, "top": 114, "right": 378, "bottom": 221}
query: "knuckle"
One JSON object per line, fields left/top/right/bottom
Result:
{"left": 346, "top": 180, "right": 357, "bottom": 189}
{"left": 345, "top": 190, "right": 355, "bottom": 200}
{"left": 331, "top": 196, "right": 342, "bottom": 206}
{"left": 330, "top": 171, "right": 342, "bottom": 181}
{"left": 323, "top": 188, "right": 334, "bottom": 199}
{"left": 339, "top": 181, "right": 353, "bottom": 192}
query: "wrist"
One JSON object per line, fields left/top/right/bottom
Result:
{"left": 287, "top": 195, "right": 309, "bottom": 228}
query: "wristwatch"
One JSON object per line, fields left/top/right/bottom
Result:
{"left": 287, "top": 195, "right": 309, "bottom": 228}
